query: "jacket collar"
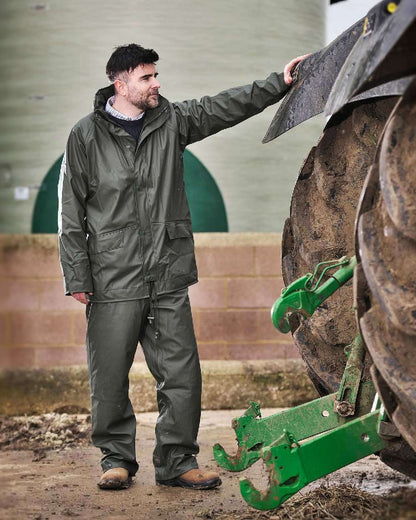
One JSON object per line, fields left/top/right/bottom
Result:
{"left": 94, "top": 84, "right": 169, "bottom": 128}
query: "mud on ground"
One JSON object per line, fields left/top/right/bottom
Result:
{"left": 0, "top": 412, "right": 91, "bottom": 454}
{"left": 1, "top": 410, "right": 415, "bottom": 520}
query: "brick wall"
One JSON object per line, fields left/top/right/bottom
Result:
{"left": 0, "top": 234, "right": 298, "bottom": 369}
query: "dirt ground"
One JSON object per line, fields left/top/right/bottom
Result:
{"left": 1, "top": 410, "right": 416, "bottom": 520}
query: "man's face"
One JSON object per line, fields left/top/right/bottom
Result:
{"left": 120, "top": 63, "right": 160, "bottom": 111}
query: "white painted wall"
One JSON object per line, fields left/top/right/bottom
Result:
{"left": 326, "top": 0, "right": 380, "bottom": 44}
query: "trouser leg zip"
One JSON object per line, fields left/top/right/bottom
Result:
{"left": 147, "top": 281, "right": 160, "bottom": 340}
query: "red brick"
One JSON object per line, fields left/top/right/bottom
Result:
{"left": 0, "top": 313, "right": 9, "bottom": 346}
{"left": 189, "top": 278, "right": 226, "bottom": 309}
{"left": 195, "top": 247, "right": 254, "bottom": 277}
{"left": 255, "top": 245, "right": 282, "bottom": 276}
{"left": 197, "top": 342, "right": 228, "bottom": 360}
{"left": 197, "top": 309, "right": 292, "bottom": 344}
{"left": 134, "top": 347, "right": 145, "bottom": 362}
{"left": 230, "top": 310, "right": 260, "bottom": 342}
{"left": 192, "top": 308, "right": 200, "bottom": 337}
{"left": 35, "top": 346, "right": 87, "bottom": 367}
{"left": 0, "top": 347, "right": 36, "bottom": 369}
{"left": 0, "top": 239, "right": 61, "bottom": 279}
{"left": 257, "top": 310, "right": 291, "bottom": 341}
{"left": 198, "top": 310, "right": 259, "bottom": 342}
{"left": 285, "top": 343, "right": 302, "bottom": 359}
{"left": 39, "top": 280, "right": 81, "bottom": 311}
{"left": 10, "top": 312, "right": 72, "bottom": 346}
{"left": 227, "top": 343, "right": 287, "bottom": 360}
{"left": 0, "top": 279, "right": 39, "bottom": 311}
{"left": 197, "top": 310, "right": 227, "bottom": 342}
{"left": 227, "top": 277, "right": 284, "bottom": 308}
{"left": 73, "top": 311, "right": 87, "bottom": 345}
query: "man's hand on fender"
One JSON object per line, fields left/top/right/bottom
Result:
{"left": 71, "top": 292, "right": 93, "bottom": 305}
{"left": 284, "top": 54, "right": 311, "bottom": 85}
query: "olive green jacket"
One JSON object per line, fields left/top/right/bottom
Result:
{"left": 58, "top": 72, "right": 289, "bottom": 301}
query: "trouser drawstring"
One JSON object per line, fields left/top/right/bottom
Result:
{"left": 147, "top": 281, "right": 160, "bottom": 340}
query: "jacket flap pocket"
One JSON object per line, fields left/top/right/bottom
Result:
{"left": 89, "top": 230, "right": 124, "bottom": 254}
{"left": 166, "top": 221, "right": 193, "bottom": 239}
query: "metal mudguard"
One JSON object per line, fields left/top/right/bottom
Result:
{"left": 326, "top": 0, "right": 416, "bottom": 115}
{"left": 263, "top": 0, "right": 414, "bottom": 142}
{"left": 263, "top": 19, "right": 363, "bottom": 143}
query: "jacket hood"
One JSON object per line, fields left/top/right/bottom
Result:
{"left": 94, "top": 84, "right": 116, "bottom": 111}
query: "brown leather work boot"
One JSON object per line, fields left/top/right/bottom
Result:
{"left": 156, "top": 468, "right": 221, "bottom": 490}
{"left": 97, "top": 467, "right": 132, "bottom": 490}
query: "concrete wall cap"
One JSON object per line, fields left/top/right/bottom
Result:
{"left": 194, "top": 232, "right": 282, "bottom": 247}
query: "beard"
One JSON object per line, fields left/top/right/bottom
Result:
{"left": 129, "top": 91, "right": 159, "bottom": 111}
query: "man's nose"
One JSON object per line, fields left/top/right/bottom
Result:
{"left": 153, "top": 77, "right": 161, "bottom": 89}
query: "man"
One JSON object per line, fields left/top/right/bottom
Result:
{"left": 58, "top": 44, "right": 307, "bottom": 491}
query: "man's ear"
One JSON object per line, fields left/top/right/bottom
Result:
{"left": 114, "top": 78, "right": 126, "bottom": 96}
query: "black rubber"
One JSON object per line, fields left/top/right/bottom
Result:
{"left": 97, "top": 476, "right": 133, "bottom": 490}
{"left": 156, "top": 476, "right": 222, "bottom": 490}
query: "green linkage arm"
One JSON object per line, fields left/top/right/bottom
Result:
{"left": 240, "top": 408, "right": 385, "bottom": 510}
{"left": 213, "top": 380, "right": 375, "bottom": 472}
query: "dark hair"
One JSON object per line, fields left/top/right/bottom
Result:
{"left": 106, "top": 44, "right": 159, "bottom": 82}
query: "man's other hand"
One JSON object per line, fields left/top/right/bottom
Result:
{"left": 71, "top": 292, "right": 93, "bottom": 305}
{"left": 284, "top": 54, "right": 311, "bottom": 85}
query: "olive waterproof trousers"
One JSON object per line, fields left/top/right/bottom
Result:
{"left": 86, "top": 288, "right": 202, "bottom": 480}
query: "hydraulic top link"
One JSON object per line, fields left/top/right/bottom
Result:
{"left": 271, "top": 256, "right": 357, "bottom": 333}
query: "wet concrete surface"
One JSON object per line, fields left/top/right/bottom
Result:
{"left": 1, "top": 409, "right": 415, "bottom": 520}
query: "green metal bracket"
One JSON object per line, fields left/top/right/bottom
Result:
{"left": 271, "top": 256, "right": 357, "bottom": 333}
{"left": 213, "top": 380, "right": 375, "bottom": 472}
{"left": 239, "top": 408, "right": 386, "bottom": 510}
{"left": 335, "top": 333, "right": 366, "bottom": 416}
